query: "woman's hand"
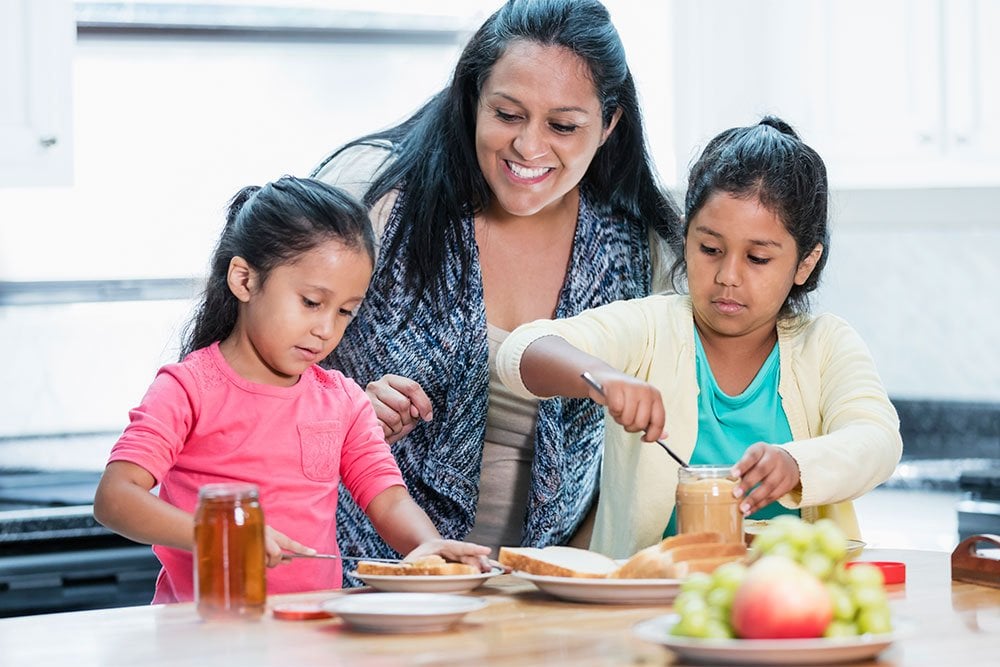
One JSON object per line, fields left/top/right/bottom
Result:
{"left": 730, "top": 443, "right": 801, "bottom": 516}
{"left": 404, "top": 539, "right": 493, "bottom": 573}
{"left": 265, "top": 525, "right": 316, "bottom": 568}
{"left": 583, "top": 370, "right": 668, "bottom": 443}
{"left": 365, "top": 374, "right": 433, "bottom": 444}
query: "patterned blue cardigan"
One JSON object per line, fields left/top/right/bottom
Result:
{"left": 328, "top": 187, "right": 652, "bottom": 581}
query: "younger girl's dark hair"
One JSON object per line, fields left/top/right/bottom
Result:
{"left": 180, "top": 176, "right": 374, "bottom": 357}
{"left": 314, "top": 0, "right": 680, "bottom": 301}
{"left": 670, "top": 116, "right": 830, "bottom": 317}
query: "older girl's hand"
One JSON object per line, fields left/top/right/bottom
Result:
{"left": 404, "top": 539, "right": 494, "bottom": 573}
{"left": 365, "top": 374, "right": 433, "bottom": 444}
{"left": 730, "top": 443, "right": 801, "bottom": 516}
{"left": 583, "top": 370, "right": 668, "bottom": 443}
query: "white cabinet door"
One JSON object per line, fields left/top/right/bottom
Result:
{"left": 671, "top": 0, "right": 1000, "bottom": 188}
{"left": 0, "top": 0, "right": 75, "bottom": 187}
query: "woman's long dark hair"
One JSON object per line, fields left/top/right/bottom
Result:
{"left": 180, "top": 177, "right": 374, "bottom": 358}
{"left": 313, "top": 0, "right": 680, "bottom": 300}
{"left": 670, "top": 116, "right": 830, "bottom": 317}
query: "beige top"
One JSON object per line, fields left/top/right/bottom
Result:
{"left": 313, "top": 146, "right": 540, "bottom": 551}
{"left": 465, "top": 324, "right": 539, "bottom": 549}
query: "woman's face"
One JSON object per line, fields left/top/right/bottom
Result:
{"left": 475, "top": 40, "right": 620, "bottom": 219}
{"left": 685, "top": 192, "right": 822, "bottom": 342}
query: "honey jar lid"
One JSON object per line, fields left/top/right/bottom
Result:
{"left": 272, "top": 602, "right": 334, "bottom": 621}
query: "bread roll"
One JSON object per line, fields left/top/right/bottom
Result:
{"left": 610, "top": 533, "right": 745, "bottom": 579}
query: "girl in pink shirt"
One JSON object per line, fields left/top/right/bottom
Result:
{"left": 94, "top": 177, "right": 490, "bottom": 603}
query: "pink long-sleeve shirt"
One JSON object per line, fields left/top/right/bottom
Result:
{"left": 108, "top": 342, "right": 404, "bottom": 603}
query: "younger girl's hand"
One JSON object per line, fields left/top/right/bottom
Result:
{"left": 265, "top": 525, "right": 316, "bottom": 568}
{"left": 404, "top": 539, "right": 493, "bottom": 573}
{"left": 366, "top": 374, "right": 433, "bottom": 444}
{"left": 730, "top": 443, "right": 801, "bottom": 516}
{"left": 583, "top": 370, "right": 668, "bottom": 443}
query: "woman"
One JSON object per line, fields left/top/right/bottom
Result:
{"left": 311, "top": 0, "right": 680, "bottom": 573}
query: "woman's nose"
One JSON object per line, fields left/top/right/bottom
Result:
{"left": 512, "top": 122, "right": 548, "bottom": 162}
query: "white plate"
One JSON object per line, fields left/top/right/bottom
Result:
{"left": 321, "top": 593, "right": 488, "bottom": 633}
{"left": 350, "top": 567, "right": 503, "bottom": 593}
{"left": 633, "top": 613, "right": 907, "bottom": 665}
{"left": 513, "top": 571, "right": 681, "bottom": 604}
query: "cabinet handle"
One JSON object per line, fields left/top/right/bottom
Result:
{"left": 38, "top": 135, "right": 58, "bottom": 148}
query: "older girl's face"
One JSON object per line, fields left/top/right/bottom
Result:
{"left": 475, "top": 40, "right": 620, "bottom": 219}
{"left": 685, "top": 192, "right": 822, "bottom": 343}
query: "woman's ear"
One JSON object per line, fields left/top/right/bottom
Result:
{"left": 227, "top": 256, "right": 254, "bottom": 302}
{"left": 794, "top": 244, "right": 824, "bottom": 285}
{"left": 600, "top": 107, "right": 623, "bottom": 146}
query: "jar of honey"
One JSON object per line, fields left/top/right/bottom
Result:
{"left": 194, "top": 483, "right": 266, "bottom": 620}
{"left": 675, "top": 465, "right": 743, "bottom": 544}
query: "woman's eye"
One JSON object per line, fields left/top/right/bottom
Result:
{"left": 551, "top": 122, "right": 578, "bottom": 134}
{"left": 302, "top": 297, "right": 320, "bottom": 308}
{"left": 495, "top": 110, "right": 520, "bottom": 122}
{"left": 748, "top": 255, "right": 771, "bottom": 265}
{"left": 699, "top": 244, "right": 720, "bottom": 256}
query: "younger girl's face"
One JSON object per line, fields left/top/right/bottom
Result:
{"left": 223, "top": 238, "right": 373, "bottom": 386}
{"left": 685, "top": 192, "right": 822, "bottom": 343}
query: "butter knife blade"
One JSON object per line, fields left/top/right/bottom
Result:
{"left": 281, "top": 552, "right": 404, "bottom": 564}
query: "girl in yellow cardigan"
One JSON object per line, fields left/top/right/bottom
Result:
{"left": 496, "top": 117, "right": 902, "bottom": 557}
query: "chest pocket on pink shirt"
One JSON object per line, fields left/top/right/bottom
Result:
{"left": 298, "top": 420, "right": 343, "bottom": 482}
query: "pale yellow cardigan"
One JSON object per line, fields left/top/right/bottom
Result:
{"left": 497, "top": 294, "right": 903, "bottom": 558}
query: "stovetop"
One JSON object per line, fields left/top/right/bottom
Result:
{"left": 0, "top": 469, "right": 161, "bottom": 616}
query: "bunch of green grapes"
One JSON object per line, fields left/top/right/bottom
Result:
{"left": 824, "top": 563, "right": 892, "bottom": 637}
{"left": 748, "top": 516, "right": 893, "bottom": 636}
{"left": 750, "top": 516, "right": 848, "bottom": 581}
{"left": 671, "top": 517, "right": 892, "bottom": 639}
{"left": 670, "top": 562, "right": 747, "bottom": 639}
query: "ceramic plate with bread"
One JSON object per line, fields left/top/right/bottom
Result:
{"left": 351, "top": 555, "right": 502, "bottom": 594}
{"left": 500, "top": 532, "right": 748, "bottom": 604}
{"left": 500, "top": 531, "right": 748, "bottom": 580}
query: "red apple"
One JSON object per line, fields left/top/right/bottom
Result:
{"left": 731, "top": 555, "right": 834, "bottom": 639}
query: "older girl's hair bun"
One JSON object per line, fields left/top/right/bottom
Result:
{"left": 758, "top": 115, "right": 799, "bottom": 139}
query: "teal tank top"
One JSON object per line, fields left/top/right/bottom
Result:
{"left": 664, "top": 328, "right": 799, "bottom": 537}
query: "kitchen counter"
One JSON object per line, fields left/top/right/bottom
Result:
{"left": 1, "top": 548, "right": 998, "bottom": 666}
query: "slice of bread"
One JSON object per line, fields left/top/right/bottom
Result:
{"left": 610, "top": 533, "right": 745, "bottom": 579}
{"left": 356, "top": 555, "right": 479, "bottom": 576}
{"left": 498, "top": 546, "right": 618, "bottom": 578}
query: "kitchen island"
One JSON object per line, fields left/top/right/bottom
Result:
{"left": 1, "top": 548, "right": 997, "bottom": 666}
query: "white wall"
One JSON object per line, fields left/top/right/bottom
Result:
{"left": 0, "top": 1, "right": 997, "bottom": 449}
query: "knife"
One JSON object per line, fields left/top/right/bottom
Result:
{"left": 281, "top": 552, "right": 404, "bottom": 564}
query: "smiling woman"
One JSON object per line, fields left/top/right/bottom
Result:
{"left": 310, "top": 0, "right": 681, "bottom": 575}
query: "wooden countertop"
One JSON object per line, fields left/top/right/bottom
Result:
{"left": 1, "top": 548, "right": 998, "bottom": 666}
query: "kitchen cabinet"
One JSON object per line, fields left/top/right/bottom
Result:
{"left": 672, "top": 0, "right": 1000, "bottom": 187}
{"left": 0, "top": 0, "right": 74, "bottom": 187}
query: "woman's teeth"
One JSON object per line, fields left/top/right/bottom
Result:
{"left": 507, "top": 161, "right": 550, "bottom": 179}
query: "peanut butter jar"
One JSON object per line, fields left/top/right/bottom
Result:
{"left": 675, "top": 465, "right": 743, "bottom": 544}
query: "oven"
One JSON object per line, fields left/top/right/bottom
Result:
{"left": 0, "top": 470, "right": 160, "bottom": 617}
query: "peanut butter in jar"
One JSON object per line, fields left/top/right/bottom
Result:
{"left": 675, "top": 465, "right": 743, "bottom": 544}
{"left": 194, "top": 483, "right": 267, "bottom": 620}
